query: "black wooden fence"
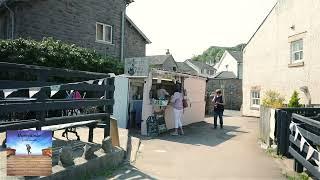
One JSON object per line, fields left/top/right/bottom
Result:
{"left": 289, "top": 113, "right": 320, "bottom": 178}
{"left": 275, "top": 108, "right": 320, "bottom": 157}
{"left": 0, "top": 62, "right": 115, "bottom": 143}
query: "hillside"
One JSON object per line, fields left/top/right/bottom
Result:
{"left": 192, "top": 44, "right": 246, "bottom": 65}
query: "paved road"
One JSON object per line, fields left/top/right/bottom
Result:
{"left": 98, "top": 110, "right": 286, "bottom": 180}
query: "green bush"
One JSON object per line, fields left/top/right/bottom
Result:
{"left": 0, "top": 38, "right": 124, "bottom": 75}
{"left": 288, "top": 90, "right": 302, "bottom": 108}
{"left": 262, "top": 90, "right": 285, "bottom": 108}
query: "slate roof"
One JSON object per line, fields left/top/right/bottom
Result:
{"left": 188, "top": 60, "right": 216, "bottom": 71}
{"left": 213, "top": 71, "right": 237, "bottom": 79}
{"left": 176, "top": 62, "right": 197, "bottom": 75}
{"left": 226, "top": 50, "right": 243, "bottom": 62}
{"left": 147, "top": 55, "right": 172, "bottom": 65}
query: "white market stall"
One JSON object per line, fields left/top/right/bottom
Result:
{"left": 140, "top": 69, "right": 207, "bottom": 135}
{"left": 113, "top": 58, "right": 207, "bottom": 135}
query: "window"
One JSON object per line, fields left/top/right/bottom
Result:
{"left": 251, "top": 90, "right": 260, "bottom": 108}
{"left": 290, "top": 39, "right": 303, "bottom": 62}
{"left": 172, "top": 67, "right": 177, "bottom": 71}
{"left": 96, "top": 22, "right": 112, "bottom": 43}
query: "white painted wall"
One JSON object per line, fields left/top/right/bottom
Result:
{"left": 243, "top": 0, "right": 320, "bottom": 117}
{"left": 216, "top": 51, "right": 240, "bottom": 78}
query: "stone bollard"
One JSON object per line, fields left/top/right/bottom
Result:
{"left": 102, "top": 136, "right": 113, "bottom": 153}
{"left": 83, "top": 144, "right": 97, "bottom": 160}
{"left": 59, "top": 145, "right": 74, "bottom": 167}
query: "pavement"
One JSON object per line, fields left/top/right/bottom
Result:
{"left": 97, "top": 110, "right": 286, "bottom": 180}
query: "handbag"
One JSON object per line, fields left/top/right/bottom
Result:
{"left": 183, "top": 98, "right": 188, "bottom": 108}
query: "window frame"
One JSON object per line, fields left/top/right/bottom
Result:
{"left": 290, "top": 39, "right": 303, "bottom": 63}
{"left": 96, "top": 22, "right": 113, "bottom": 44}
{"left": 250, "top": 90, "right": 260, "bottom": 109}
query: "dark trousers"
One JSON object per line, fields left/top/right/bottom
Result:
{"left": 213, "top": 111, "right": 223, "bottom": 128}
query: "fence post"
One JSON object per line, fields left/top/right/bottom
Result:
{"left": 88, "top": 125, "right": 94, "bottom": 142}
{"left": 36, "top": 72, "right": 48, "bottom": 130}
{"left": 36, "top": 87, "right": 47, "bottom": 130}
{"left": 294, "top": 158, "right": 304, "bottom": 173}
{"left": 104, "top": 114, "right": 110, "bottom": 138}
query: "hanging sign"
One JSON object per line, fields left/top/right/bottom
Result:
{"left": 125, "top": 58, "right": 149, "bottom": 76}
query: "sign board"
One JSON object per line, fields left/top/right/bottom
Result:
{"left": 125, "top": 58, "right": 149, "bottom": 76}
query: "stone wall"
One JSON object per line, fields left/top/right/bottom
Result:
{"left": 2, "top": 0, "right": 146, "bottom": 59}
{"left": 124, "top": 19, "right": 146, "bottom": 58}
{"left": 206, "top": 79, "right": 242, "bottom": 113}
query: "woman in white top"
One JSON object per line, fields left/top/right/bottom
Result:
{"left": 171, "top": 86, "right": 184, "bottom": 135}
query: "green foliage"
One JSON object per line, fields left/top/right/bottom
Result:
{"left": 0, "top": 38, "right": 124, "bottom": 74}
{"left": 285, "top": 172, "right": 310, "bottom": 180}
{"left": 288, "top": 90, "right": 302, "bottom": 108}
{"left": 192, "top": 43, "right": 246, "bottom": 64}
{"left": 262, "top": 90, "right": 285, "bottom": 108}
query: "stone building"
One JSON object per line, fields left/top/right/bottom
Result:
{"left": 0, "top": 0, "right": 151, "bottom": 60}
{"left": 243, "top": 0, "right": 320, "bottom": 117}
{"left": 206, "top": 71, "right": 242, "bottom": 113}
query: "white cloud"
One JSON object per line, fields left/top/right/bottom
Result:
{"left": 127, "top": 0, "right": 277, "bottom": 61}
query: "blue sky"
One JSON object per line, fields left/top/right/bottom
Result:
{"left": 127, "top": 0, "right": 277, "bottom": 61}
{"left": 7, "top": 130, "right": 52, "bottom": 155}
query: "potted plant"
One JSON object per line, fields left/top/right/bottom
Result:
{"left": 288, "top": 90, "right": 302, "bottom": 108}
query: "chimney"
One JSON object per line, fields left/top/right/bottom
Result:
{"left": 166, "top": 49, "right": 170, "bottom": 55}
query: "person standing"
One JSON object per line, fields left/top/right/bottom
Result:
{"left": 171, "top": 86, "right": 184, "bottom": 135}
{"left": 212, "top": 89, "right": 225, "bottom": 129}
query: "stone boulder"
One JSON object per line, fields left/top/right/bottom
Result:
{"left": 102, "top": 137, "right": 113, "bottom": 153}
{"left": 83, "top": 144, "right": 97, "bottom": 160}
{"left": 59, "top": 145, "right": 74, "bottom": 167}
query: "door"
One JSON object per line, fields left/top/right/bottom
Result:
{"left": 112, "top": 76, "right": 129, "bottom": 129}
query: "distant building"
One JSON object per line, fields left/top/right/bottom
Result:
{"left": 176, "top": 62, "right": 198, "bottom": 75}
{"left": 0, "top": 0, "right": 151, "bottom": 60}
{"left": 243, "top": 0, "right": 320, "bottom": 117}
{"left": 185, "top": 60, "right": 216, "bottom": 77}
{"left": 215, "top": 50, "right": 243, "bottom": 79}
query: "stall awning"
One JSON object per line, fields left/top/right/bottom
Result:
{"left": 151, "top": 69, "right": 207, "bottom": 80}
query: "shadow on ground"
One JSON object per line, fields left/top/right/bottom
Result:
{"left": 94, "top": 165, "right": 157, "bottom": 180}
{"left": 136, "top": 121, "right": 248, "bottom": 148}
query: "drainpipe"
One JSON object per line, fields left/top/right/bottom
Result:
{"left": 120, "top": 10, "right": 125, "bottom": 62}
{"left": 4, "top": 2, "right": 14, "bottom": 39}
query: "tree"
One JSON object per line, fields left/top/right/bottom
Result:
{"left": 288, "top": 90, "right": 302, "bottom": 108}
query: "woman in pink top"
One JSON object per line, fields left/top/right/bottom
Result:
{"left": 171, "top": 86, "right": 184, "bottom": 135}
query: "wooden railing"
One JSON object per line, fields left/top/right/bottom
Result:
{"left": 289, "top": 113, "right": 320, "bottom": 178}
{"left": 275, "top": 108, "right": 320, "bottom": 157}
{"left": 0, "top": 62, "right": 115, "bottom": 143}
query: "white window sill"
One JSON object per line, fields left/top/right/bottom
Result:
{"left": 288, "top": 61, "right": 304, "bottom": 68}
{"left": 95, "top": 40, "right": 114, "bottom": 45}
{"left": 250, "top": 106, "right": 260, "bottom": 110}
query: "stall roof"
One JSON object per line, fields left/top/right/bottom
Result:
{"left": 152, "top": 69, "right": 207, "bottom": 80}
{"left": 118, "top": 74, "right": 148, "bottom": 78}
